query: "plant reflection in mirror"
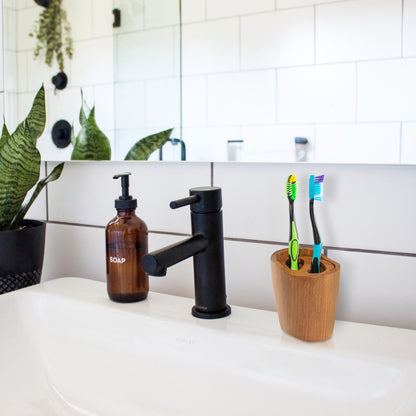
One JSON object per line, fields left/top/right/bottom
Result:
{"left": 71, "top": 91, "right": 173, "bottom": 161}
{"left": 29, "top": 0, "right": 73, "bottom": 73}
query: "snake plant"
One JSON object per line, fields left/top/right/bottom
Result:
{"left": 124, "top": 128, "right": 174, "bottom": 160}
{"left": 71, "top": 92, "right": 173, "bottom": 160}
{"left": 0, "top": 85, "right": 64, "bottom": 231}
{"left": 71, "top": 93, "right": 112, "bottom": 161}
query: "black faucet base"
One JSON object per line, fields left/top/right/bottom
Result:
{"left": 192, "top": 305, "right": 231, "bottom": 319}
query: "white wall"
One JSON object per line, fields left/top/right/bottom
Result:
{"left": 25, "top": 161, "right": 416, "bottom": 331}
{"left": 182, "top": 0, "right": 416, "bottom": 163}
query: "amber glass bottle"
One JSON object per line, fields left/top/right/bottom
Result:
{"left": 106, "top": 173, "right": 148, "bottom": 302}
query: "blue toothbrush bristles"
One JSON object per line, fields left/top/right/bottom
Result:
{"left": 310, "top": 174, "right": 324, "bottom": 201}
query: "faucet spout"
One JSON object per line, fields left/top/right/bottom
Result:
{"left": 141, "top": 234, "right": 208, "bottom": 276}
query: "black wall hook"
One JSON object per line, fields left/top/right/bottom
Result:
{"left": 52, "top": 120, "right": 72, "bottom": 149}
{"left": 113, "top": 9, "right": 121, "bottom": 28}
{"left": 52, "top": 72, "right": 68, "bottom": 90}
{"left": 34, "top": 0, "right": 49, "bottom": 7}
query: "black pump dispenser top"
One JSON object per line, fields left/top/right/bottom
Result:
{"left": 113, "top": 172, "right": 137, "bottom": 210}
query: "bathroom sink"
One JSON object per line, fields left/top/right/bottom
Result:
{"left": 0, "top": 278, "right": 415, "bottom": 415}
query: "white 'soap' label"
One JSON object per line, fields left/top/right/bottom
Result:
{"left": 109, "top": 257, "right": 126, "bottom": 264}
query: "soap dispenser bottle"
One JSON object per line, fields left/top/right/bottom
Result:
{"left": 106, "top": 172, "right": 148, "bottom": 302}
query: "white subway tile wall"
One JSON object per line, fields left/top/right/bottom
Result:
{"left": 315, "top": 0, "right": 402, "bottom": 63}
{"left": 241, "top": 124, "right": 315, "bottom": 162}
{"left": 403, "top": 0, "right": 416, "bottom": 56}
{"left": 207, "top": 70, "right": 276, "bottom": 125}
{"left": 206, "top": 0, "right": 275, "bottom": 19}
{"left": 241, "top": 7, "right": 315, "bottom": 70}
{"left": 43, "top": 223, "right": 107, "bottom": 282}
{"left": 357, "top": 59, "right": 416, "bottom": 122}
{"left": 47, "top": 161, "right": 211, "bottom": 233}
{"left": 277, "top": 64, "right": 356, "bottom": 124}
{"left": 182, "top": 126, "right": 240, "bottom": 161}
{"left": 329, "top": 249, "right": 416, "bottom": 330}
{"left": 181, "top": 75, "right": 207, "bottom": 127}
{"left": 181, "top": 0, "right": 205, "bottom": 23}
{"left": 40, "top": 161, "right": 416, "bottom": 331}
{"left": 145, "top": 77, "right": 180, "bottom": 128}
{"left": 180, "top": 0, "right": 416, "bottom": 163}
{"left": 182, "top": 19, "right": 240, "bottom": 75}
{"left": 315, "top": 123, "right": 401, "bottom": 164}
{"left": 401, "top": 123, "right": 416, "bottom": 164}
{"left": 144, "top": 0, "right": 179, "bottom": 28}
{"left": 214, "top": 162, "right": 416, "bottom": 255}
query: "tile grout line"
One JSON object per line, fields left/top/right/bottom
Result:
{"left": 163, "top": 56, "right": 416, "bottom": 79}
{"left": 45, "top": 220, "right": 416, "bottom": 258}
{"left": 325, "top": 245, "right": 416, "bottom": 258}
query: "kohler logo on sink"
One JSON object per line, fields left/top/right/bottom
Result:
{"left": 109, "top": 257, "right": 126, "bottom": 264}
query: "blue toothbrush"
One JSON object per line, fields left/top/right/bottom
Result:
{"left": 309, "top": 175, "right": 324, "bottom": 273}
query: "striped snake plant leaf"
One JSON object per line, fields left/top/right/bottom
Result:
{"left": 11, "top": 162, "right": 65, "bottom": 229}
{"left": 124, "top": 128, "right": 173, "bottom": 160}
{"left": 71, "top": 106, "right": 111, "bottom": 160}
{"left": 0, "top": 122, "right": 10, "bottom": 153}
{"left": 0, "top": 86, "right": 46, "bottom": 231}
{"left": 78, "top": 89, "right": 90, "bottom": 127}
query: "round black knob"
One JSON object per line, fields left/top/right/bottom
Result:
{"left": 52, "top": 72, "right": 68, "bottom": 90}
{"left": 34, "top": 0, "right": 49, "bottom": 7}
{"left": 51, "top": 120, "right": 72, "bottom": 149}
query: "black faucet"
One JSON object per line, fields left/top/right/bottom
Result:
{"left": 141, "top": 187, "right": 231, "bottom": 319}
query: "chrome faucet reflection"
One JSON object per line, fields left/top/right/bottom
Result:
{"left": 141, "top": 187, "right": 231, "bottom": 319}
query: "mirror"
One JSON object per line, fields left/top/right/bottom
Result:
{"left": 3, "top": 0, "right": 415, "bottom": 164}
{"left": 3, "top": 0, "right": 181, "bottom": 162}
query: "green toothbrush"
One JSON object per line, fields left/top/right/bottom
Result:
{"left": 286, "top": 175, "right": 299, "bottom": 270}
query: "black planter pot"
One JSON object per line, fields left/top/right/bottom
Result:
{"left": 0, "top": 220, "right": 46, "bottom": 294}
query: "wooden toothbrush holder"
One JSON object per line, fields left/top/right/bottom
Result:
{"left": 270, "top": 247, "right": 340, "bottom": 342}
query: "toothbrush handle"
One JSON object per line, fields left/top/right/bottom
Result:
{"left": 289, "top": 221, "right": 299, "bottom": 270}
{"left": 310, "top": 243, "right": 322, "bottom": 273}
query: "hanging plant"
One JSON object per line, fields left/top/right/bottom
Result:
{"left": 29, "top": 0, "right": 73, "bottom": 72}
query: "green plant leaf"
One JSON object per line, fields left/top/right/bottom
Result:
{"left": 25, "top": 84, "right": 46, "bottom": 143}
{"left": 31, "top": 0, "right": 73, "bottom": 72}
{"left": 0, "top": 122, "right": 10, "bottom": 153}
{"left": 71, "top": 107, "right": 111, "bottom": 160}
{"left": 124, "top": 129, "right": 173, "bottom": 160}
{"left": 70, "top": 124, "right": 76, "bottom": 146}
{"left": 79, "top": 89, "right": 89, "bottom": 127}
{"left": 0, "top": 86, "right": 45, "bottom": 230}
{"left": 10, "top": 162, "right": 65, "bottom": 229}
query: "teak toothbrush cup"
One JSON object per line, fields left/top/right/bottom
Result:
{"left": 270, "top": 247, "right": 340, "bottom": 342}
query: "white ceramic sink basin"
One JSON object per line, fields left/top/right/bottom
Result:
{"left": 0, "top": 278, "right": 415, "bottom": 415}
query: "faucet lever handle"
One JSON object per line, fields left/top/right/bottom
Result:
{"left": 170, "top": 194, "right": 200, "bottom": 209}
